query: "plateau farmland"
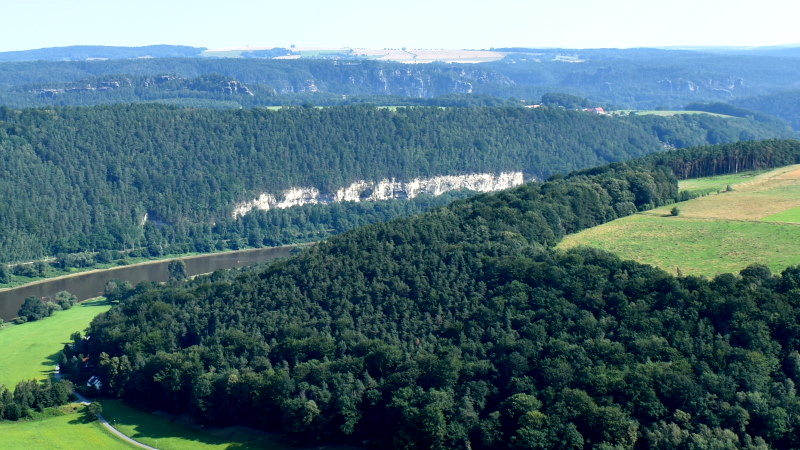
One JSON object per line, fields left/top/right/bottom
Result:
{"left": 558, "top": 165, "right": 800, "bottom": 277}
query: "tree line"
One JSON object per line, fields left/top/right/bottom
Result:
{"left": 0, "top": 378, "right": 73, "bottom": 422}
{"left": 634, "top": 139, "right": 800, "bottom": 180}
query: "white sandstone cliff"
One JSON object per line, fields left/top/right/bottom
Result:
{"left": 232, "top": 172, "right": 525, "bottom": 218}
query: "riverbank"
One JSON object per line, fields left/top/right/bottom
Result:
{"left": 0, "top": 298, "right": 112, "bottom": 388}
{"left": 0, "top": 246, "right": 299, "bottom": 321}
{"left": 0, "top": 246, "right": 303, "bottom": 293}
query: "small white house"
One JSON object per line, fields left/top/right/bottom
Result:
{"left": 87, "top": 375, "right": 103, "bottom": 391}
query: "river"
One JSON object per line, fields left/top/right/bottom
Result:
{"left": 0, "top": 246, "right": 295, "bottom": 321}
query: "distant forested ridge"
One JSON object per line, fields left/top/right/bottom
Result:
{"left": 733, "top": 90, "right": 800, "bottom": 131}
{"left": 0, "top": 45, "right": 204, "bottom": 62}
{"left": 1, "top": 104, "right": 788, "bottom": 264}
{"left": 67, "top": 145, "right": 800, "bottom": 448}
{"left": 0, "top": 47, "right": 799, "bottom": 111}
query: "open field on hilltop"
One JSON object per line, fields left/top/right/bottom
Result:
{"left": 202, "top": 46, "right": 507, "bottom": 63}
{"left": 0, "top": 404, "right": 135, "bottom": 449}
{"left": 0, "top": 299, "right": 112, "bottom": 388}
{"left": 558, "top": 214, "right": 800, "bottom": 277}
{"left": 677, "top": 170, "right": 766, "bottom": 195}
{"left": 616, "top": 110, "right": 732, "bottom": 118}
{"left": 673, "top": 165, "right": 800, "bottom": 221}
{"left": 558, "top": 165, "right": 800, "bottom": 277}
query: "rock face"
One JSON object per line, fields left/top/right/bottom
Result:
{"left": 232, "top": 172, "right": 525, "bottom": 218}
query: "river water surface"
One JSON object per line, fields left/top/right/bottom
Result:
{"left": 0, "top": 246, "right": 295, "bottom": 321}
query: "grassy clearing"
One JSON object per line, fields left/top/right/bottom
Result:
{"left": 616, "top": 110, "right": 732, "bottom": 118}
{"left": 670, "top": 166, "right": 800, "bottom": 221}
{"left": 559, "top": 214, "right": 800, "bottom": 277}
{"left": 0, "top": 299, "right": 112, "bottom": 388}
{"left": 0, "top": 404, "right": 135, "bottom": 449}
{"left": 678, "top": 170, "right": 764, "bottom": 196}
{"left": 558, "top": 165, "right": 800, "bottom": 278}
{"left": 763, "top": 206, "right": 800, "bottom": 223}
{"left": 100, "top": 400, "right": 294, "bottom": 450}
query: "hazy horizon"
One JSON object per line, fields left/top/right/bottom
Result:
{"left": 2, "top": 42, "right": 799, "bottom": 54}
{"left": 1, "top": 0, "right": 796, "bottom": 54}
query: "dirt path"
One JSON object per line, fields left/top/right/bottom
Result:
{"left": 57, "top": 368, "right": 158, "bottom": 449}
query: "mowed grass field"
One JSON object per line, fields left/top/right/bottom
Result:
{"left": 100, "top": 400, "right": 297, "bottom": 450}
{"left": 0, "top": 298, "right": 112, "bottom": 388}
{"left": 559, "top": 165, "right": 800, "bottom": 277}
{"left": 0, "top": 405, "right": 136, "bottom": 449}
{"left": 0, "top": 393, "right": 298, "bottom": 450}
{"left": 615, "top": 110, "right": 733, "bottom": 118}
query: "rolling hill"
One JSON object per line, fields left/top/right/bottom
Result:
{"left": 57, "top": 140, "right": 800, "bottom": 449}
{"left": 559, "top": 164, "right": 800, "bottom": 277}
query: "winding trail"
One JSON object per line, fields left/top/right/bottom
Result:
{"left": 57, "top": 368, "right": 157, "bottom": 449}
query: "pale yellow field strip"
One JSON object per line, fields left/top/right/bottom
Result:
{"left": 666, "top": 165, "right": 800, "bottom": 221}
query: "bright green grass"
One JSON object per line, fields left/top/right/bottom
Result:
{"left": 100, "top": 400, "right": 294, "bottom": 450}
{"left": 559, "top": 214, "right": 800, "bottom": 278}
{"left": 763, "top": 206, "right": 800, "bottom": 223}
{"left": 678, "top": 170, "right": 763, "bottom": 196}
{"left": 0, "top": 404, "right": 135, "bottom": 449}
{"left": 0, "top": 299, "right": 112, "bottom": 388}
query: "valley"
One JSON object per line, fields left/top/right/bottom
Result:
{"left": 1, "top": 42, "right": 800, "bottom": 449}
{"left": 0, "top": 246, "right": 294, "bottom": 321}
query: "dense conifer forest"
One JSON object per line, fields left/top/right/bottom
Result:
{"left": 1, "top": 104, "right": 790, "bottom": 265}
{"left": 62, "top": 141, "right": 800, "bottom": 448}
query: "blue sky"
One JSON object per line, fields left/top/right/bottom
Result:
{"left": 1, "top": 0, "right": 796, "bottom": 53}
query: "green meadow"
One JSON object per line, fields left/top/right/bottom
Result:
{"left": 763, "top": 206, "right": 800, "bottom": 223}
{"left": 0, "top": 299, "right": 112, "bottom": 388}
{"left": 559, "top": 165, "right": 800, "bottom": 278}
{"left": 559, "top": 214, "right": 800, "bottom": 277}
{"left": 678, "top": 170, "right": 765, "bottom": 195}
{"left": 100, "top": 400, "right": 296, "bottom": 450}
{"left": 0, "top": 397, "right": 346, "bottom": 449}
{"left": 0, "top": 404, "right": 135, "bottom": 449}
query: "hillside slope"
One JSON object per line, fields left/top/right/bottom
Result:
{"left": 2, "top": 104, "right": 787, "bottom": 264}
{"left": 67, "top": 148, "right": 800, "bottom": 448}
{"left": 560, "top": 163, "right": 800, "bottom": 277}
